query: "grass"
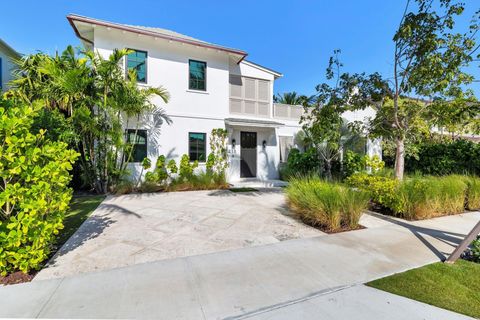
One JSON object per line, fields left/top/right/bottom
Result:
{"left": 397, "top": 175, "right": 467, "bottom": 219}
{"left": 55, "top": 195, "right": 105, "bottom": 247}
{"left": 286, "top": 176, "right": 369, "bottom": 232}
{"left": 367, "top": 260, "right": 480, "bottom": 318}
{"left": 464, "top": 176, "right": 480, "bottom": 210}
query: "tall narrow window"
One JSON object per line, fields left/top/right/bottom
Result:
{"left": 189, "top": 132, "right": 206, "bottom": 162}
{"left": 126, "top": 49, "right": 147, "bottom": 83}
{"left": 126, "top": 129, "right": 147, "bottom": 162}
{"left": 189, "top": 60, "right": 206, "bottom": 91}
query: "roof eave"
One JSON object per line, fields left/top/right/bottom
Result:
{"left": 67, "top": 14, "right": 248, "bottom": 63}
{"left": 0, "top": 39, "right": 21, "bottom": 58}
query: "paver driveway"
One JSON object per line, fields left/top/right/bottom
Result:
{"left": 36, "top": 189, "right": 322, "bottom": 280}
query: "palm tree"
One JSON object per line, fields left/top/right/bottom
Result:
{"left": 10, "top": 47, "right": 171, "bottom": 194}
{"left": 274, "top": 91, "right": 316, "bottom": 107}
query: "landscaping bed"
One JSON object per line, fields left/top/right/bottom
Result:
{"left": 347, "top": 173, "right": 480, "bottom": 220}
{"left": 286, "top": 176, "right": 369, "bottom": 233}
{"left": 367, "top": 260, "right": 480, "bottom": 318}
{"left": 0, "top": 195, "right": 104, "bottom": 286}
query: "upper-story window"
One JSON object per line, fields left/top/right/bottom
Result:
{"left": 127, "top": 49, "right": 147, "bottom": 83}
{"left": 189, "top": 60, "right": 206, "bottom": 91}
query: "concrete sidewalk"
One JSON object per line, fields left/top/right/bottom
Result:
{"left": 0, "top": 211, "right": 478, "bottom": 319}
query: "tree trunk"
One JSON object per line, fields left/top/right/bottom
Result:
{"left": 394, "top": 137, "right": 405, "bottom": 180}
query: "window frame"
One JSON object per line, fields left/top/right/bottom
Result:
{"left": 188, "top": 132, "right": 207, "bottom": 163}
{"left": 188, "top": 59, "right": 207, "bottom": 91}
{"left": 126, "top": 129, "right": 148, "bottom": 163}
{"left": 126, "top": 49, "right": 148, "bottom": 84}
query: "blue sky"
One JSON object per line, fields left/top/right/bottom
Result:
{"left": 1, "top": 0, "right": 478, "bottom": 96}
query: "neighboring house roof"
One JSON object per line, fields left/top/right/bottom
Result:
{"left": 67, "top": 14, "right": 248, "bottom": 63}
{"left": 0, "top": 38, "right": 21, "bottom": 58}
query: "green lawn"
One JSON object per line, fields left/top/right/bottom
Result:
{"left": 55, "top": 195, "right": 105, "bottom": 247}
{"left": 367, "top": 260, "right": 480, "bottom": 318}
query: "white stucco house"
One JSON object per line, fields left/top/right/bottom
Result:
{"left": 0, "top": 38, "right": 20, "bottom": 92}
{"left": 68, "top": 14, "right": 379, "bottom": 183}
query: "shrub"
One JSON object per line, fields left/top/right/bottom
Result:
{"left": 0, "top": 100, "right": 79, "bottom": 275}
{"left": 470, "top": 237, "right": 480, "bottom": 263}
{"left": 405, "top": 139, "right": 480, "bottom": 176}
{"left": 168, "top": 171, "right": 227, "bottom": 192}
{"left": 179, "top": 154, "right": 198, "bottom": 180}
{"left": 286, "top": 177, "right": 369, "bottom": 232}
{"left": 346, "top": 173, "right": 401, "bottom": 212}
{"left": 114, "top": 178, "right": 134, "bottom": 195}
{"left": 343, "top": 150, "right": 364, "bottom": 177}
{"left": 464, "top": 176, "right": 480, "bottom": 211}
{"left": 166, "top": 159, "right": 177, "bottom": 174}
{"left": 397, "top": 176, "right": 466, "bottom": 220}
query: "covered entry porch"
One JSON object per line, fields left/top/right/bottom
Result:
{"left": 225, "top": 118, "right": 284, "bottom": 182}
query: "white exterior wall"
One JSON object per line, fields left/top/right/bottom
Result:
{"left": 93, "top": 28, "right": 283, "bottom": 182}
{"left": 91, "top": 25, "right": 379, "bottom": 183}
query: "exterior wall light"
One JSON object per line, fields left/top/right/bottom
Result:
{"left": 232, "top": 139, "right": 236, "bottom": 149}
{"left": 262, "top": 140, "right": 267, "bottom": 149}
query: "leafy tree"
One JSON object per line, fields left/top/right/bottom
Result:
{"left": 10, "top": 47, "right": 171, "bottom": 193}
{"left": 301, "top": 50, "right": 364, "bottom": 179}
{"left": 0, "top": 98, "right": 78, "bottom": 274}
{"left": 351, "top": 0, "right": 480, "bottom": 180}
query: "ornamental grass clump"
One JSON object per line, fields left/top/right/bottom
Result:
{"left": 396, "top": 175, "right": 467, "bottom": 220}
{"left": 286, "top": 177, "right": 369, "bottom": 232}
{"left": 464, "top": 176, "right": 480, "bottom": 211}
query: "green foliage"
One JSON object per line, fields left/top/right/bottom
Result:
{"left": 405, "top": 139, "right": 480, "bottom": 176}
{"left": 10, "top": 46, "right": 171, "bottom": 193}
{"left": 166, "top": 159, "right": 178, "bottom": 174}
{"left": 208, "top": 128, "right": 229, "bottom": 176}
{"left": 343, "top": 151, "right": 364, "bottom": 177}
{"left": 397, "top": 175, "right": 466, "bottom": 220}
{"left": 141, "top": 157, "right": 152, "bottom": 170}
{"left": 154, "top": 155, "right": 168, "bottom": 183}
{"left": 464, "top": 176, "right": 480, "bottom": 211}
{"left": 179, "top": 154, "right": 198, "bottom": 180}
{"left": 470, "top": 237, "right": 480, "bottom": 263}
{"left": 283, "top": 148, "right": 321, "bottom": 178}
{"left": 286, "top": 176, "right": 369, "bottom": 232}
{"left": 367, "top": 260, "right": 480, "bottom": 319}
{"left": 0, "top": 99, "right": 79, "bottom": 275}
{"left": 347, "top": 173, "right": 469, "bottom": 220}
{"left": 346, "top": 173, "right": 401, "bottom": 212}
{"left": 168, "top": 171, "right": 228, "bottom": 192}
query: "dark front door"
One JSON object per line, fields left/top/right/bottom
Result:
{"left": 240, "top": 131, "right": 257, "bottom": 178}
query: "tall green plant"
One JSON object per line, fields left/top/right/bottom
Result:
{"left": 10, "top": 47, "right": 171, "bottom": 193}
{"left": 0, "top": 99, "right": 79, "bottom": 274}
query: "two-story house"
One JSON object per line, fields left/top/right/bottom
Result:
{"left": 0, "top": 38, "right": 20, "bottom": 92}
{"left": 67, "top": 14, "right": 379, "bottom": 183}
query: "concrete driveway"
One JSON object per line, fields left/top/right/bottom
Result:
{"left": 36, "top": 189, "right": 322, "bottom": 280}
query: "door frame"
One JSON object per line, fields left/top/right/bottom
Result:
{"left": 240, "top": 131, "right": 257, "bottom": 178}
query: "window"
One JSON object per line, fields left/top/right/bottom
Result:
{"left": 189, "top": 60, "right": 206, "bottom": 91}
{"left": 126, "top": 50, "right": 147, "bottom": 83}
{"left": 126, "top": 129, "right": 147, "bottom": 162}
{"left": 189, "top": 132, "right": 206, "bottom": 162}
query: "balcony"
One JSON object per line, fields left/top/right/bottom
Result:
{"left": 273, "top": 103, "right": 304, "bottom": 121}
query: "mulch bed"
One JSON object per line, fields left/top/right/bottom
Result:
{"left": 300, "top": 218, "right": 366, "bottom": 234}
{"left": 0, "top": 271, "right": 36, "bottom": 286}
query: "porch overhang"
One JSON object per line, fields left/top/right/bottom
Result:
{"left": 225, "top": 118, "right": 284, "bottom": 128}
